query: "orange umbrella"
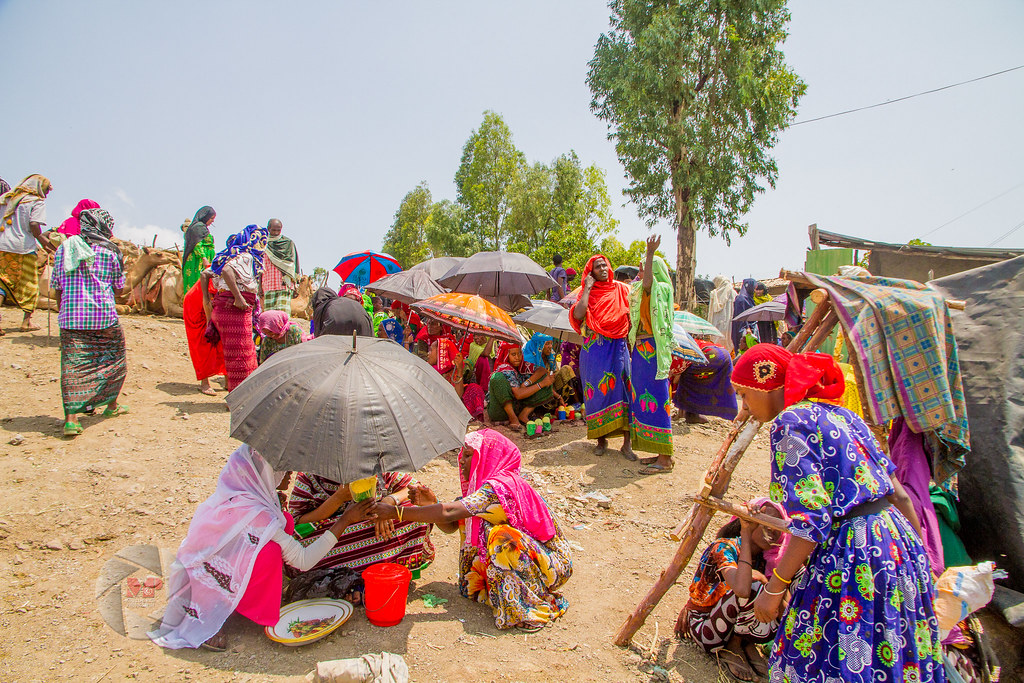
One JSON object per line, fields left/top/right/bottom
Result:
{"left": 412, "top": 292, "right": 524, "bottom": 344}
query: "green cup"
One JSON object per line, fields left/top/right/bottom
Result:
{"left": 526, "top": 421, "right": 537, "bottom": 436}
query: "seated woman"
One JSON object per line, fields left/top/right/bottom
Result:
{"left": 429, "top": 338, "right": 488, "bottom": 423}
{"left": 286, "top": 471, "right": 435, "bottom": 573}
{"left": 675, "top": 498, "right": 789, "bottom": 681}
{"left": 372, "top": 429, "right": 572, "bottom": 631}
{"left": 670, "top": 338, "right": 738, "bottom": 424}
{"left": 485, "top": 342, "right": 557, "bottom": 429}
{"left": 257, "top": 310, "right": 304, "bottom": 364}
{"left": 523, "top": 332, "right": 578, "bottom": 404}
{"left": 150, "top": 445, "right": 374, "bottom": 651}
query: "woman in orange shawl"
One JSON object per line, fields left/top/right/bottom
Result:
{"left": 570, "top": 254, "right": 635, "bottom": 460}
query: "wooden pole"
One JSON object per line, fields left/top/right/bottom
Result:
{"left": 779, "top": 268, "right": 966, "bottom": 311}
{"left": 613, "top": 278, "right": 842, "bottom": 647}
{"left": 690, "top": 495, "right": 791, "bottom": 535}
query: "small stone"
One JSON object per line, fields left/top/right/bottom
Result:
{"left": 8, "top": 434, "right": 24, "bottom": 446}
{"left": 68, "top": 540, "right": 85, "bottom": 551}
{"left": 597, "top": 499, "right": 612, "bottom": 510}
{"left": 45, "top": 538, "right": 64, "bottom": 551}
{"left": 10, "top": 363, "right": 21, "bottom": 370}
{"left": 141, "top": 363, "right": 151, "bottom": 370}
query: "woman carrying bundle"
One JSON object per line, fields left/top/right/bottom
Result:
{"left": 732, "top": 344, "right": 942, "bottom": 683}
{"left": 372, "top": 429, "right": 572, "bottom": 632}
{"left": 200, "top": 224, "right": 268, "bottom": 390}
{"left": 570, "top": 253, "right": 634, "bottom": 459}
{"left": 52, "top": 208, "right": 130, "bottom": 437}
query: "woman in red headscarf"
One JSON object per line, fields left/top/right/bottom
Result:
{"left": 428, "top": 338, "right": 488, "bottom": 423}
{"left": 570, "top": 254, "right": 634, "bottom": 459}
{"left": 485, "top": 341, "right": 558, "bottom": 429}
{"left": 730, "top": 344, "right": 939, "bottom": 683}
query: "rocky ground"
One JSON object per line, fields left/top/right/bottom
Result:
{"left": 0, "top": 315, "right": 781, "bottom": 682}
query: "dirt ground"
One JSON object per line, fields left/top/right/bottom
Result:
{"left": 0, "top": 315, "right": 780, "bottom": 683}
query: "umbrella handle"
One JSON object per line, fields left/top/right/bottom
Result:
{"left": 353, "top": 330, "right": 357, "bottom": 350}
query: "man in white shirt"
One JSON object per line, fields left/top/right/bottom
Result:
{"left": 0, "top": 174, "right": 54, "bottom": 334}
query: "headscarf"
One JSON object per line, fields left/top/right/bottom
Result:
{"left": 0, "top": 178, "right": 9, "bottom": 197}
{"left": 150, "top": 445, "right": 289, "bottom": 649}
{"left": 753, "top": 282, "right": 772, "bottom": 306}
{"left": 708, "top": 275, "right": 736, "bottom": 337}
{"left": 339, "top": 283, "right": 361, "bottom": 301}
{"left": 57, "top": 199, "right": 100, "bottom": 237}
{"left": 731, "top": 343, "right": 845, "bottom": 408}
{"left": 725, "top": 497, "right": 790, "bottom": 576}
{"left": 311, "top": 286, "right": 372, "bottom": 338}
{"left": 1, "top": 174, "right": 51, "bottom": 231}
{"left": 494, "top": 341, "right": 528, "bottom": 375}
{"left": 258, "top": 310, "right": 291, "bottom": 339}
{"left": 182, "top": 206, "right": 215, "bottom": 264}
{"left": 432, "top": 338, "right": 458, "bottom": 375}
{"left": 265, "top": 227, "right": 299, "bottom": 284}
{"left": 522, "top": 333, "right": 554, "bottom": 370}
{"left": 78, "top": 208, "right": 123, "bottom": 270}
{"left": 569, "top": 254, "right": 630, "bottom": 339}
{"left": 460, "top": 429, "right": 556, "bottom": 561}
{"left": 210, "top": 224, "right": 268, "bottom": 278}
{"left": 730, "top": 278, "right": 758, "bottom": 350}
{"left": 628, "top": 256, "right": 675, "bottom": 380}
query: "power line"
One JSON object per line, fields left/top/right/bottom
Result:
{"left": 918, "top": 181, "right": 1024, "bottom": 239}
{"left": 791, "top": 64, "right": 1024, "bottom": 126}
{"left": 987, "top": 218, "right": 1024, "bottom": 247}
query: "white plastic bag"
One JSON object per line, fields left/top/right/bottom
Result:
{"left": 305, "top": 652, "right": 409, "bottom": 683}
{"left": 933, "top": 561, "right": 1005, "bottom": 637}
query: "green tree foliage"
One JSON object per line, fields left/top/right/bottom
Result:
{"left": 588, "top": 0, "right": 805, "bottom": 305}
{"left": 382, "top": 113, "right": 619, "bottom": 274}
{"left": 907, "top": 238, "right": 933, "bottom": 246}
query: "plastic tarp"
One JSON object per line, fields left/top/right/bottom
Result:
{"left": 930, "top": 255, "right": 1024, "bottom": 592}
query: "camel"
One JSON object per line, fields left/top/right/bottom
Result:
{"left": 290, "top": 275, "right": 314, "bottom": 319}
{"left": 125, "top": 247, "right": 184, "bottom": 318}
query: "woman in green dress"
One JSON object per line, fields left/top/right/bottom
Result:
{"left": 181, "top": 206, "right": 217, "bottom": 292}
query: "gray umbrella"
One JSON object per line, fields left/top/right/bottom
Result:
{"left": 409, "top": 256, "right": 466, "bottom": 281}
{"left": 365, "top": 269, "right": 446, "bottom": 305}
{"left": 732, "top": 299, "right": 786, "bottom": 323}
{"left": 482, "top": 292, "right": 534, "bottom": 312}
{"left": 512, "top": 300, "right": 586, "bottom": 345}
{"left": 226, "top": 335, "right": 470, "bottom": 482}
{"left": 438, "top": 251, "right": 559, "bottom": 299}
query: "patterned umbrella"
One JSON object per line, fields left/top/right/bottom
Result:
{"left": 673, "top": 323, "right": 709, "bottom": 365}
{"left": 333, "top": 251, "right": 402, "bottom": 287}
{"left": 558, "top": 286, "right": 582, "bottom": 308}
{"left": 365, "top": 269, "right": 446, "bottom": 305}
{"left": 673, "top": 310, "right": 725, "bottom": 338}
{"left": 412, "top": 292, "right": 524, "bottom": 344}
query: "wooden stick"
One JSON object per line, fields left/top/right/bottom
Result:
{"left": 690, "top": 496, "right": 791, "bottom": 535}
{"left": 781, "top": 268, "right": 966, "bottom": 310}
{"left": 803, "top": 310, "right": 840, "bottom": 353}
{"left": 789, "top": 297, "right": 831, "bottom": 352}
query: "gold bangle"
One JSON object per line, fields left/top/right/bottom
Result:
{"left": 396, "top": 504, "right": 404, "bottom": 523}
{"left": 772, "top": 568, "right": 793, "bottom": 585}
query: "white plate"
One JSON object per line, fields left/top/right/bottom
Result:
{"left": 265, "top": 598, "right": 353, "bottom": 646}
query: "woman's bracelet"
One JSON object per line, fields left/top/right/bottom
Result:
{"left": 737, "top": 559, "right": 752, "bottom": 567}
{"left": 772, "top": 568, "right": 793, "bottom": 585}
{"left": 762, "top": 586, "right": 786, "bottom": 597}
{"left": 396, "top": 504, "right": 404, "bottom": 523}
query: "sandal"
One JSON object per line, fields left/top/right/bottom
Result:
{"left": 63, "top": 422, "right": 83, "bottom": 437}
{"left": 716, "top": 648, "right": 754, "bottom": 681}
{"left": 639, "top": 462, "right": 674, "bottom": 475}
{"left": 102, "top": 405, "right": 129, "bottom": 417}
{"left": 743, "top": 642, "right": 769, "bottom": 677}
{"left": 18, "top": 325, "right": 41, "bottom": 332}
{"left": 200, "top": 634, "right": 227, "bottom": 652}
{"left": 517, "top": 623, "right": 544, "bottom": 633}
{"left": 639, "top": 456, "right": 659, "bottom": 465}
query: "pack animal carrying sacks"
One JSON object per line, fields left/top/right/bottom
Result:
{"left": 933, "top": 561, "right": 1006, "bottom": 638}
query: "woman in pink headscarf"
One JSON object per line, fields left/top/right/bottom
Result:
{"left": 57, "top": 199, "right": 101, "bottom": 237}
{"left": 257, "top": 309, "right": 305, "bottom": 364}
{"left": 372, "top": 429, "right": 572, "bottom": 631}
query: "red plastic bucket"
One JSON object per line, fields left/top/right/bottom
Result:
{"left": 361, "top": 562, "right": 412, "bottom": 627}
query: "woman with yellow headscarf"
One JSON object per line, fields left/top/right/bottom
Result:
{"left": 0, "top": 174, "right": 53, "bottom": 333}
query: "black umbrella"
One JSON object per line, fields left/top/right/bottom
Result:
{"left": 732, "top": 299, "right": 786, "bottom": 323}
{"left": 226, "top": 335, "right": 470, "bottom": 482}
{"left": 438, "top": 251, "right": 559, "bottom": 299}
{"left": 409, "top": 256, "right": 466, "bottom": 281}
{"left": 365, "top": 269, "right": 446, "bottom": 305}
{"left": 614, "top": 265, "right": 639, "bottom": 281}
{"left": 512, "top": 300, "right": 586, "bottom": 345}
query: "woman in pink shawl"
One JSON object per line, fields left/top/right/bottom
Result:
{"left": 57, "top": 199, "right": 101, "bottom": 237}
{"left": 150, "top": 445, "right": 373, "bottom": 651}
{"left": 372, "top": 429, "right": 572, "bottom": 631}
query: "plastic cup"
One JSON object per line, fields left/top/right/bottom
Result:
{"left": 557, "top": 408, "right": 567, "bottom": 420}
{"left": 543, "top": 416, "right": 552, "bottom": 432}
{"left": 526, "top": 422, "right": 536, "bottom": 436}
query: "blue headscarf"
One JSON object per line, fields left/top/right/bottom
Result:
{"left": 523, "top": 333, "right": 555, "bottom": 371}
{"left": 210, "top": 224, "right": 268, "bottom": 278}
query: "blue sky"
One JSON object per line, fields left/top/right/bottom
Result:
{"left": 1, "top": 0, "right": 1021, "bottom": 285}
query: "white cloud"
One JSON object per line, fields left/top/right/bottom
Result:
{"left": 115, "top": 224, "right": 182, "bottom": 250}
{"left": 113, "top": 188, "right": 134, "bottom": 207}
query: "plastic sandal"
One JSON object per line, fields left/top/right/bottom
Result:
{"left": 102, "top": 405, "right": 129, "bottom": 417}
{"left": 63, "top": 422, "right": 83, "bottom": 437}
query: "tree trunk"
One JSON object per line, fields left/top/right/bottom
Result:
{"left": 674, "top": 185, "right": 697, "bottom": 309}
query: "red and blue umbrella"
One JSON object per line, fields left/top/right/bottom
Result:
{"left": 333, "top": 251, "right": 402, "bottom": 287}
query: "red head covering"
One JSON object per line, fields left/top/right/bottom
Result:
{"left": 57, "top": 199, "right": 101, "bottom": 237}
{"left": 569, "top": 254, "right": 630, "bottom": 339}
{"left": 731, "top": 343, "right": 845, "bottom": 408}
{"left": 495, "top": 341, "right": 527, "bottom": 374}
{"left": 432, "top": 338, "right": 458, "bottom": 375}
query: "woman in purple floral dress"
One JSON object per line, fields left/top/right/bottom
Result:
{"left": 732, "top": 344, "right": 943, "bottom": 683}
